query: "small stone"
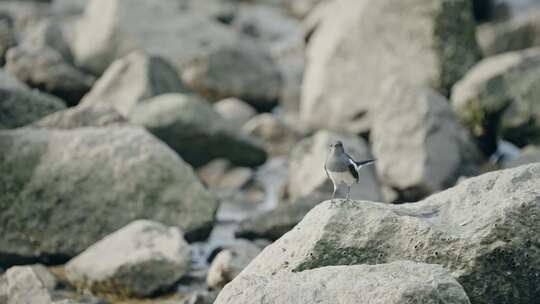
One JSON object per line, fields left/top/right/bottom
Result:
{"left": 242, "top": 113, "right": 300, "bottom": 156}
{"left": 65, "top": 220, "right": 191, "bottom": 297}
{"left": 213, "top": 98, "right": 256, "bottom": 129}
{"left": 206, "top": 240, "right": 261, "bottom": 289}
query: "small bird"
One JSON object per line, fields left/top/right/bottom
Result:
{"left": 324, "top": 140, "right": 375, "bottom": 205}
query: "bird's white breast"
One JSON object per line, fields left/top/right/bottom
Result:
{"left": 328, "top": 170, "right": 357, "bottom": 186}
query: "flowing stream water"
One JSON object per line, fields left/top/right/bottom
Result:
{"left": 190, "top": 157, "right": 288, "bottom": 268}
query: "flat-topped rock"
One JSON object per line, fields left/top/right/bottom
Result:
{"left": 227, "top": 163, "right": 540, "bottom": 304}
{"left": 215, "top": 261, "right": 471, "bottom": 304}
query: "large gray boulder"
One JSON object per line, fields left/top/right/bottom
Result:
{"left": 0, "top": 87, "right": 66, "bottom": 129}
{"left": 129, "top": 93, "right": 267, "bottom": 167}
{"left": 180, "top": 38, "right": 282, "bottom": 111}
{"left": 301, "top": 0, "right": 480, "bottom": 133}
{"left": 452, "top": 47, "right": 540, "bottom": 153}
{"left": 288, "top": 130, "right": 382, "bottom": 201}
{"left": 5, "top": 45, "right": 95, "bottom": 106}
{"left": 215, "top": 261, "right": 471, "bottom": 304}
{"left": 33, "top": 103, "right": 127, "bottom": 129}
{"left": 72, "top": 0, "right": 239, "bottom": 75}
{"left": 229, "top": 163, "right": 540, "bottom": 304}
{"left": 477, "top": 9, "right": 540, "bottom": 56}
{"left": 371, "top": 80, "right": 479, "bottom": 201}
{"left": 66, "top": 220, "right": 191, "bottom": 297}
{"left": 0, "top": 127, "right": 218, "bottom": 266}
{"left": 80, "top": 51, "right": 188, "bottom": 117}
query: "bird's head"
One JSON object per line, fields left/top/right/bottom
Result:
{"left": 329, "top": 140, "right": 344, "bottom": 154}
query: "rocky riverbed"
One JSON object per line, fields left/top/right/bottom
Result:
{"left": 1, "top": 0, "right": 540, "bottom": 304}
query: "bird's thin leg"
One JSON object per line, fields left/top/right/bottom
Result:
{"left": 346, "top": 184, "right": 351, "bottom": 202}
{"left": 330, "top": 183, "right": 337, "bottom": 207}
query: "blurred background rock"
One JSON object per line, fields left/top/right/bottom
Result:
{"left": 1, "top": 0, "right": 540, "bottom": 303}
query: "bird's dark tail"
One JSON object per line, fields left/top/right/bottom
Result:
{"left": 355, "top": 159, "right": 376, "bottom": 167}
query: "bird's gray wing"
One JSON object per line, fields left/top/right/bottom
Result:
{"left": 346, "top": 153, "right": 376, "bottom": 168}
{"left": 346, "top": 158, "right": 359, "bottom": 182}
{"left": 355, "top": 159, "right": 376, "bottom": 168}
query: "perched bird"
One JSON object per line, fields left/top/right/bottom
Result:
{"left": 324, "top": 140, "right": 375, "bottom": 204}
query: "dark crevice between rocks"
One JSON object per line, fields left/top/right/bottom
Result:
{"left": 28, "top": 82, "right": 88, "bottom": 108}
{"left": 392, "top": 186, "right": 431, "bottom": 204}
{"left": 184, "top": 220, "right": 215, "bottom": 244}
{"left": 463, "top": 99, "right": 511, "bottom": 157}
{"left": 0, "top": 252, "right": 71, "bottom": 269}
{"left": 501, "top": 116, "right": 540, "bottom": 148}
{"left": 472, "top": 0, "right": 495, "bottom": 23}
